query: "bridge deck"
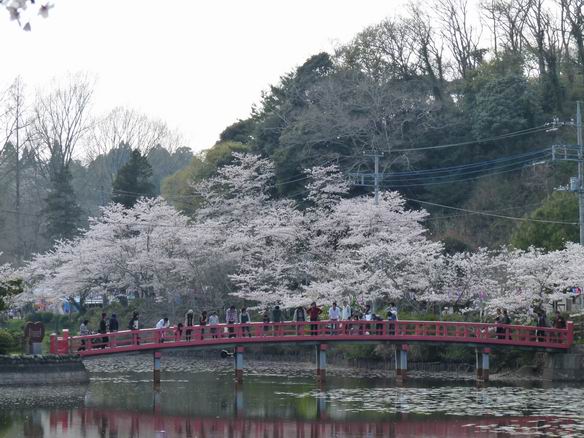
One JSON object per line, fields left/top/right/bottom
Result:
{"left": 50, "top": 319, "right": 573, "bottom": 357}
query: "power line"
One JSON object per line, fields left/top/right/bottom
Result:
{"left": 380, "top": 155, "right": 550, "bottom": 184}
{"left": 391, "top": 125, "right": 551, "bottom": 152}
{"left": 406, "top": 197, "right": 578, "bottom": 225}
{"left": 380, "top": 148, "right": 550, "bottom": 177}
{"left": 371, "top": 160, "right": 545, "bottom": 188}
{"left": 422, "top": 201, "right": 549, "bottom": 222}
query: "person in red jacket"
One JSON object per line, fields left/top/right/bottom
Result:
{"left": 307, "top": 302, "right": 322, "bottom": 335}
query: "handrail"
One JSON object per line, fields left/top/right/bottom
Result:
{"left": 50, "top": 319, "right": 574, "bottom": 356}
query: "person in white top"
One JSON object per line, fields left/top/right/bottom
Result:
{"left": 341, "top": 300, "right": 352, "bottom": 334}
{"left": 208, "top": 312, "right": 219, "bottom": 338}
{"left": 155, "top": 317, "right": 170, "bottom": 342}
{"left": 341, "top": 300, "right": 352, "bottom": 320}
{"left": 363, "top": 304, "right": 373, "bottom": 321}
{"left": 329, "top": 302, "right": 341, "bottom": 334}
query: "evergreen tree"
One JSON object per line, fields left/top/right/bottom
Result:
{"left": 43, "top": 164, "right": 83, "bottom": 242}
{"left": 112, "top": 149, "right": 154, "bottom": 208}
{"left": 511, "top": 192, "right": 579, "bottom": 251}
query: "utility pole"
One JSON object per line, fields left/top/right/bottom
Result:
{"left": 349, "top": 151, "right": 384, "bottom": 205}
{"left": 578, "top": 101, "right": 584, "bottom": 245}
{"left": 551, "top": 101, "right": 584, "bottom": 245}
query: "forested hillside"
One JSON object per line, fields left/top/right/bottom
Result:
{"left": 0, "top": 77, "right": 192, "bottom": 264}
{"left": 164, "top": 0, "right": 584, "bottom": 252}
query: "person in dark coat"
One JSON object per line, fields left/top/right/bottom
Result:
{"left": 128, "top": 311, "right": 140, "bottom": 345}
{"left": 536, "top": 311, "right": 547, "bottom": 342}
{"left": 553, "top": 311, "right": 567, "bottom": 329}
{"left": 99, "top": 312, "right": 108, "bottom": 349}
{"left": 109, "top": 314, "right": 119, "bottom": 332}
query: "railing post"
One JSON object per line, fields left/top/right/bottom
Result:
{"left": 567, "top": 321, "right": 574, "bottom": 347}
{"left": 49, "top": 333, "right": 57, "bottom": 354}
{"left": 60, "top": 329, "right": 70, "bottom": 354}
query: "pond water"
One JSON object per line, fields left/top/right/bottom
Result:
{"left": 1, "top": 354, "right": 584, "bottom": 437}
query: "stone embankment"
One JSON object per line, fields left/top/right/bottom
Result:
{"left": 542, "top": 345, "right": 584, "bottom": 381}
{"left": 0, "top": 354, "right": 89, "bottom": 385}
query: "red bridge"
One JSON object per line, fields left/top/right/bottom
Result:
{"left": 50, "top": 319, "right": 574, "bottom": 382}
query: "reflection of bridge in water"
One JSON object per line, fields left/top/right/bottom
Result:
{"left": 51, "top": 320, "right": 573, "bottom": 382}
{"left": 46, "top": 408, "right": 575, "bottom": 438}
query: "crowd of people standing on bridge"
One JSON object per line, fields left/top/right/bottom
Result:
{"left": 75, "top": 302, "right": 570, "bottom": 348}
{"left": 162, "top": 301, "right": 402, "bottom": 339}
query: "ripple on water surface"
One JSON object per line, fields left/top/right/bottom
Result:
{"left": 1, "top": 355, "right": 584, "bottom": 437}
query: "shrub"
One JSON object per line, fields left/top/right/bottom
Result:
{"left": 0, "top": 329, "right": 16, "bottom": 354}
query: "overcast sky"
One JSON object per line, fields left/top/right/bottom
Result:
{"left": 0, "top": 0, "right": 403, "bottom": 152}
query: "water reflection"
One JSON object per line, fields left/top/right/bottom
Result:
{"left": 1, "top": 362, "right": 584, "bottom": 437}
{"left": 10, "top": 409, "right": 578, "bottom": 438}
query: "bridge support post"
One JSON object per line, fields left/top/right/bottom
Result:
{"left": 153, "top": 351, "right": 162, "bottom": 384}
{"left": 235, "top": 383, "right": 244, "bottom": 417}
{"left": 395, "top": 344, "right": 409, "bottom": 381}
{"left": 235, "top": 346, "right": 245, "bottom": 383}
{"left": 476, "top": 348, "right": 490, "bottom": 382}
{"left": 316, "top": 344, "right": 327, "bottom": 381}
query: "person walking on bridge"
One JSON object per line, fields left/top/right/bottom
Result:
{"left": 128, "top": 312, "right": 139, "bottom": 330}
{"left": 387, "top": 303, "right": 398, "bottom": 335}
{"left": 272, "top": 306, "right": 283, "bottom": 336}
{"left": 99, "top": 312, "right": 108, "bottom": 349}
{"left": 199, "top": 310, "right": 208, "bottom": 340}
{"left": 156, "top": 317, "right": 170, "bottom": 342}
{"left": 293, "top": 306, "right": 306, "bottom": 335}
{"left": 552, "top": 311, "right": 566, "bottom": 343}
{"left": 185, "top": 309, "right": 194, "bottom": 341}
{"left": 262, "top": 309, "right": 270, "bottom": 336}
{"left": 495, "top": 308, "right": 504, "bottom": 340}
{"left": 554, "top": 311, "right": 566, "bottom": 329}
{"left": 209, "top": 311, "right": 219, "bottom": 338}
{"left": 341, "top": 300, "right": 352, "bottom": 335}
{"left": 363, "top": 304, "right": 372, "bottom": 335}
{"left": 308, "top": 302, "right": 322, "bottom": 335}
{"left": 128, "top": 311, "right": 140, "bottom": 345}
{"left": 329, "top": 302, "right": 341, "bottom": 334}
{"left": 108, "top": 314, "right": 119, "bottom": 332}
{"left": 536, "top": 310, "right": 548, "bottom": 343}
{"left": 78, "top": 320, "right": 90, "bottom": 351}
{"left": 226, "top": 306, "right": 238, "bottom": 338}
{"left": 240, "top": 307, "right": 251, "bottom": 337}
{"left": 501, "top": 309, "right": 512, "bottom": 340}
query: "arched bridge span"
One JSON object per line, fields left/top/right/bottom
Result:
{"left": 50, "top": 320, "right": 573, "bottom": 382}
{"left": 50, "top": 319, "right": 573, "bottom": 357}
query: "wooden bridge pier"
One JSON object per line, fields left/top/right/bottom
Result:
{"left": 395, "top": 344, "right": 409, "bottom": 381}
{"left": 153, "top": 351, "right": 162, "bottom": 383}
{"left": 475, "top": 347, "right": 491, "bottom": 382}
{"left": 235, "top": 346, "right": 245, "bottom": 383}
{"left": 316, "top": 344, "right": 328, "bottom": 381}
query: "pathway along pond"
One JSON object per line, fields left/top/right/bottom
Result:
{"left": 1, "top": 354, "right": 584, "bottom": 437}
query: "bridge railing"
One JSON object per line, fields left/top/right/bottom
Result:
{"left": 50, "top": 319, "right": 573, "bottom": 355}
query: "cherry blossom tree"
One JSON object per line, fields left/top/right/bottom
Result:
{"left": 20, "top": 198, "right": 196, "bottom": 309}
{"left": 193, "top": 153, "right": 307, "bottom": 307}
{"left": 425, "top": 245, "right": 582, "bottom": 319}
{"left": 303, "top": 191, "right": 443, "bottom": 307}
{"left": 16, "top": 152, "right": 584, "bottom": 318}
{"left": 2, "top": 0, "right": 53, "bottom": 31}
